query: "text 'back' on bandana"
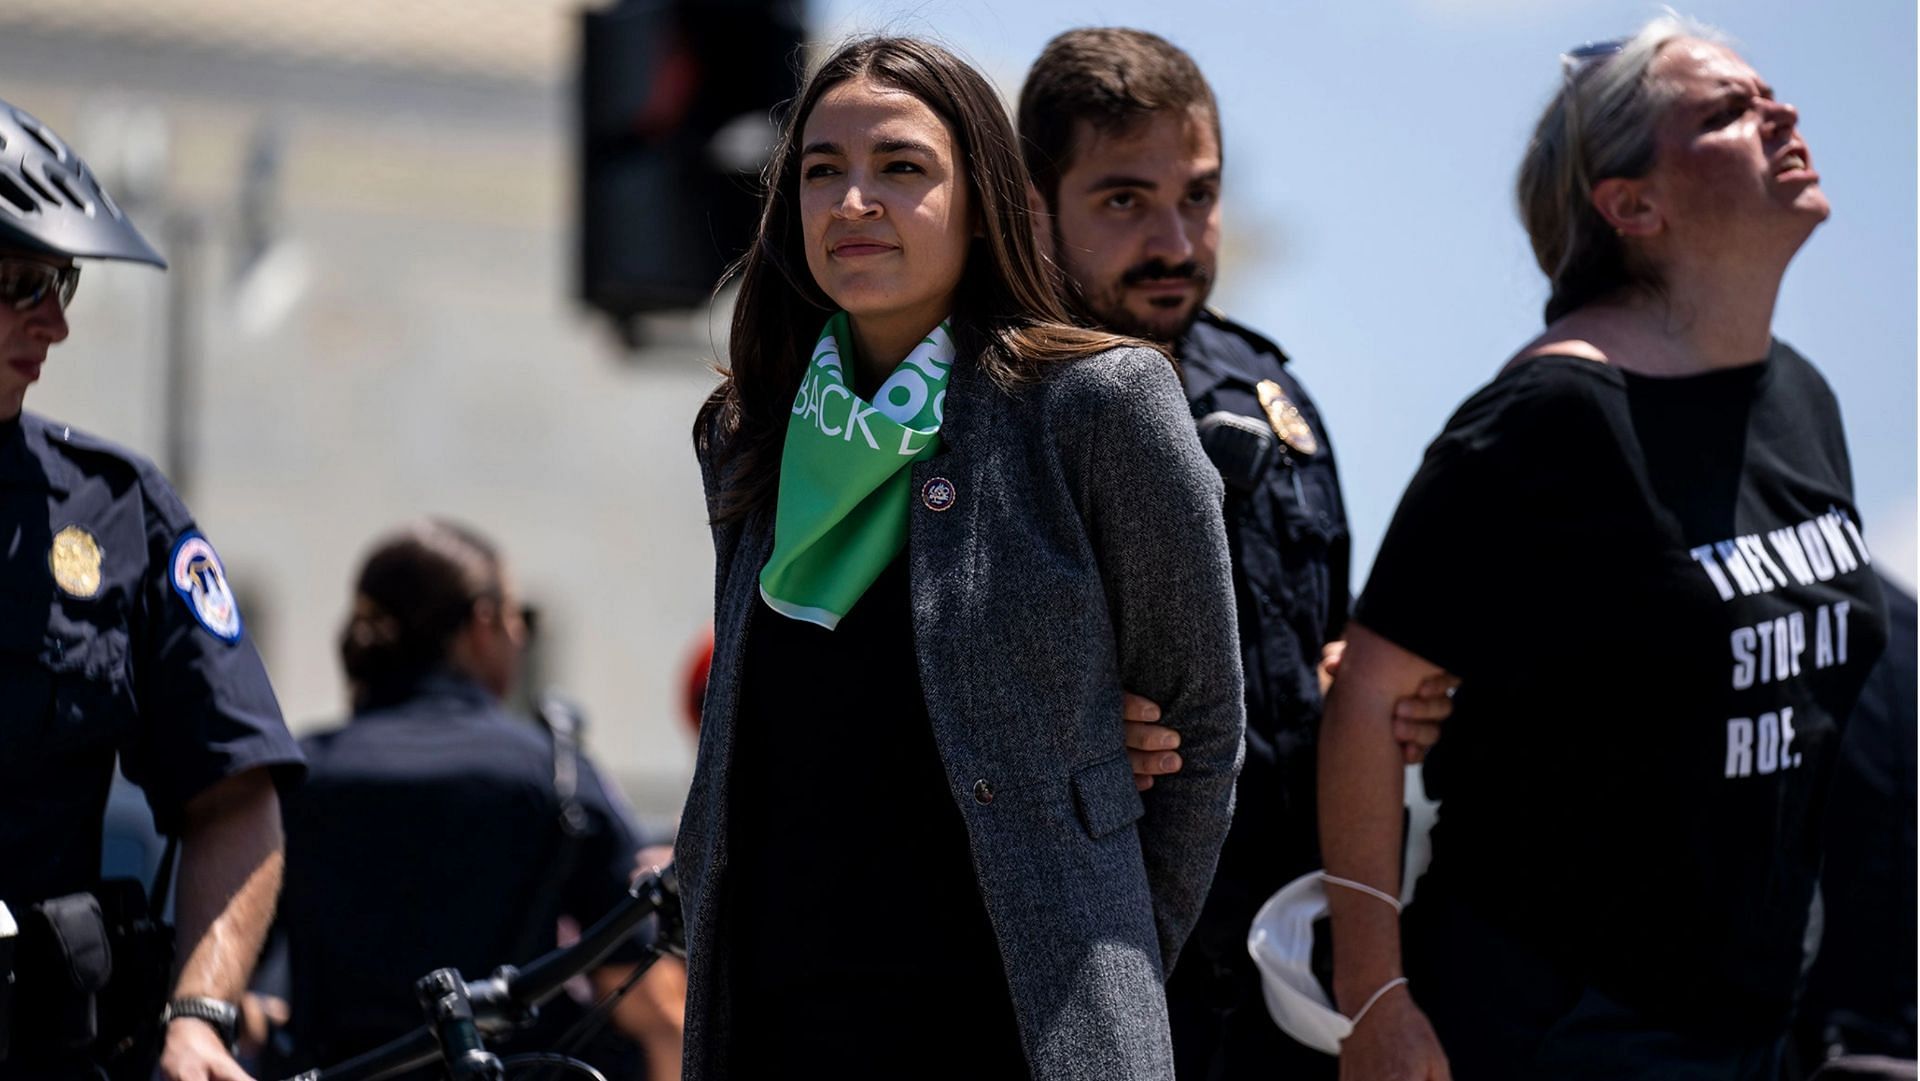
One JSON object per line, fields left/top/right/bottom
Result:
{"left": 759, "top": 312, "right": 954, "bottom": 629}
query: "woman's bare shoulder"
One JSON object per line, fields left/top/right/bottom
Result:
{"left": 1501, "top": 334, "right": 1610, "bottom": 376}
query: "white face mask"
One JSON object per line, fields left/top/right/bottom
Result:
{"left": 1247, "top": 871, "right": 1350, "bottom": 1055}
{"left": 1249, "top": 763, "right": 1441, "bottom": 1055}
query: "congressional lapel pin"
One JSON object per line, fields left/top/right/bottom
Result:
{"left": 921, "top": 476, "right": 957, "bottom": 512}
{"left": 48, "top": 525, "right": 103, "bottom": 598}
{"left": 1256, "top": 379, "right": 1319, "bottom": 457}
{"left": 169, "top": 532, "right": 244, "bottom": 642}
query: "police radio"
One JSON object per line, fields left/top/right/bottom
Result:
{"left": 1196, "top": 410, "right": 1277, "bottom": 493}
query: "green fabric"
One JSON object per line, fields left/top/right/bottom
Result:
{"left": 759, "top": 311, "right": 954, "bottom": 629}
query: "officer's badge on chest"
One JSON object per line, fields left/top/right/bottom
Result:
{"left": 49, "top": 525, "right": 103, "bottom": 598}
{"left": 1256, "top": 379, "right": 1318, "bottom": 457}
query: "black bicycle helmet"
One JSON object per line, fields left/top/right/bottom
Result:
{"left": 0, "top": 97, "right": 165, "bottom": 268}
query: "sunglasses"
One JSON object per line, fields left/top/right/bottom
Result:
{"left": 0, "top": 258, "right": 81, "bottom": 313}
{"left": 1562, "top": 38, "right": 1626, "bottom": 72}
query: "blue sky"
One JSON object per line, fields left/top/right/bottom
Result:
{"left": 818, "top": 0, "right": 1919, "bottom": 589}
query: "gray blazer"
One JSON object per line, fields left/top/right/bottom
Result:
{"left": 681, "top": 344, "right": 1246, "bottom": 1080}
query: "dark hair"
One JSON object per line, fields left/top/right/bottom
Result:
{"left": 697, "top": 35, "right": 1144, "bottom": 524}
{"left": 1016, "top": 27, "right": 1221, "bottom": 208}
{"left": 339, "top": 518, "right": 502, "bottom": 710}
{"left": 1517, "top": 15, "right": 1715, "bottom": 322}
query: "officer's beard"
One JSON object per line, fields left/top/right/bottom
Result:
{"left": 1053, "top": 226, "right": 1211, "bottom": 350}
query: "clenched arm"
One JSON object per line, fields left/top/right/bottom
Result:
{"left": 1319, "top": 622, "right": 1451, "bottom": 1081}
{"left": 1082, "top": 348, "right": 1246, "bottom": 974}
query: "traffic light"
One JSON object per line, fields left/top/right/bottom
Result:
{"left": 578, "top": 0, "right": 805, "bottom": 328}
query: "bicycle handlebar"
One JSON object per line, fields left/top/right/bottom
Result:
{"left": 498, "top": 861, "right": 679, "bottom": 1010}
{"left": 280, "top": 862, "right": 681, "bottom": 1081}
{"left": 282, "top": 1028, "right": 442, "bottom": 1081}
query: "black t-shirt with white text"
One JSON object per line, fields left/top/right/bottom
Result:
{"left": 1356, "top": 342, "right": 1888, "bottom": 1034}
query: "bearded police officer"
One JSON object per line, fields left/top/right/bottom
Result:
{"left": 0, "top": 97, "right": 303, "bottom": 1081}
{"left": 1019, "top": 31, "right": 1458, "bottom": 1078}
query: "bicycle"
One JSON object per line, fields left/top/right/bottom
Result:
{"left": 276, "top": 862, "right": 682, "bottom": 1081}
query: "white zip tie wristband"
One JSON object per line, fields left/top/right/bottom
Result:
{"left": 1347, "top": 976, "right": 1410, "bottom": 1029}
{"left": 1322, "top": 872, "right": 1403, "bottom": 912}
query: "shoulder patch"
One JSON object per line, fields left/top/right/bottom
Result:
{"left": 169, "top": 532, "right": 244, "bottom": 642}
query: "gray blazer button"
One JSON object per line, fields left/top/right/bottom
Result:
{"left": 972, "top": 778, "right": 994, "bottom": 805}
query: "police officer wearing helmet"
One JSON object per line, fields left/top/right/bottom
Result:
{"left": 0, "top": 97, "right": 304, "bottom": 1080}
{"left": 1017, "top": 31, "right": 1459, "bottom": 1078}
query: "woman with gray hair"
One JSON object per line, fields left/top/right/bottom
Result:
{"left": 1317, "top": 15, "right": 1887, "bottom": 1080}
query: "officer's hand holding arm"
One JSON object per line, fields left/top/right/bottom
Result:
{"left": 161, "top": 768, "right": 284, "bottom": 1081}
{"left": 1320, "top": 622, "right": 1451, "bottom": 1081}
{"left": 1125, "top": 654, "right": 1460, "bottom": 784}
{"left": 1122, "top": 692, "right": 1181, "bottom": 790}
{"left": 1317, "top": 639, "right": 1347, "bottom": 697}
{"left": 1320, "top": 641, "right": 1460, "bottom": 764}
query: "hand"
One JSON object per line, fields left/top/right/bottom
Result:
{"left": 631, "top": 844, "right": 674, "bottom": 884}
{"left": 1122, "top": 693, "right": 1179, "bottom": 790}
{"left": 1391, "top": 671, "right": 1460, "bottom": 765}
{"left": 1317, "top": 639, "right": 1347, "bottom": 698}
{"left": 1337, "top": 988, "right": 1451, "bottom": 1081}
{"left": 237, "top": 993, "right": 288, "bottom": 1058}
{"left": 159, "top": 1017, "right": 255, "bottom": 1081}
{"left": 1324, "top": 641, "right": 1461, "bottom": 765}
{"left": 1128, "top": 646, "right": 1464, "bottom": 786}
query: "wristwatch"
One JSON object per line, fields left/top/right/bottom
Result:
{"left": 164, "top": 996, "right": 241, "bottom": 1049}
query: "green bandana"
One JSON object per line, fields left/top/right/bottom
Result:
{"left": 759, "top": 312, "right": 954, "bottom": 629}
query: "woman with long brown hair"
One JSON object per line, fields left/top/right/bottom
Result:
{"left": 678, "top": 35, "right": 1245, "bottom": 1080}
{"left": 1318, "top": 15, "right": 1887, "bottom": 1080}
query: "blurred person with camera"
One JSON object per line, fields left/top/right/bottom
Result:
{"left": 0, "top": 96, "right": 305, "bottom": 1081}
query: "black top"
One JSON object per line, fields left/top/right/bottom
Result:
{"left": 726, "top": 556, "right": 1025, "bottom": 1076}
{"left": 1176, "top": 310, "right": 1351, "bottom": 961}
{"left": 278, "top": 673, "right": 645, "bottom": 1071}
{"left": 1357, "top": 343, "right": 1888, "bottom": 1033}
{"left": 0, "top": 411, "right": 303, "bottom": 908}
{"left": 1798, "top": 573, "right": 1917, "bottom": 1060}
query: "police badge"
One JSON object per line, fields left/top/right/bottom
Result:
{"left": 1256, "top": 379, "right": 1319, "bottom": 456}
{"left": 49, "top": 525, "right": 103, "bottom": 598}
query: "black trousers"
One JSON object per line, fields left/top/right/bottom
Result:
{"left": 1405, "top": 888, "right": 1790, "bottom": 1081}
{"left": 726, "top": 939, "right": 1029, "bottom": 1081}
{"left": 1167, "top": 943, "right": 1336, "bottom": 1081}
{"left": 0, "top": 1053, "right": 107, "bottom": 1081}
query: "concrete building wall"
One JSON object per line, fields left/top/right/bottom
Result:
{"left": 1, "top": 6, "right": 716, "bottom": 817}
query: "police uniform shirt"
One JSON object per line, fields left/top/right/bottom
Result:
{"left": 1177, "top": 310, "right": 1352, "bottom": 940}
{"left": 0, "top": 411, "right": 303, "bottom": 908}
{"left": 1357, "top": 344, "right": 1888, "bottom": 1040}
{"left": 279, "top": 673, "right": 648, "bottom": 1069}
